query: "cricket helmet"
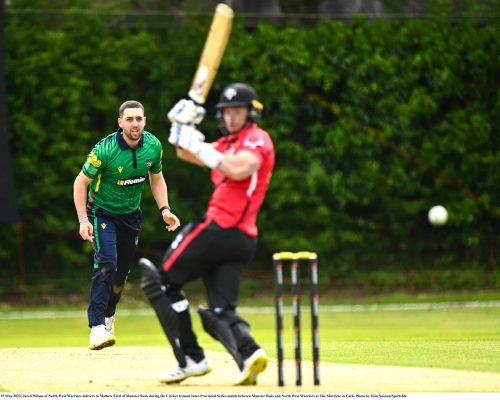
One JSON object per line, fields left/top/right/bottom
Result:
{"left": 216, "top": 83, "right": 264, "bottom": 124}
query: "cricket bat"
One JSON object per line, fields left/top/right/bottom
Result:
{"left": 188, "top": 3, "right": 234, "bottom": 105}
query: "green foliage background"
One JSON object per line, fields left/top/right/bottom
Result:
{"left": 1, "top": 0, "right": 499, "bottom": 294}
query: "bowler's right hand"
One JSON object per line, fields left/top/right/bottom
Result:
{"left": 79, "top": 220, "right": 94, "bottom": 242}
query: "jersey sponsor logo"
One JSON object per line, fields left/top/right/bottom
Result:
{"left": 116, "top": 175, "right": 147, "bottom": 186}
{"left": 243, "top": 137, "right": 265, "bottom": 149}
{"left": 87, "top": 152, "right": 102, "bottom": 168}
{"left": 118, "top": 166, "right": 123, "bottom": 173}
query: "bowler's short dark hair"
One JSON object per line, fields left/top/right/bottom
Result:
{"left": 119, "top": 100, "right": 144, "bottom": 117}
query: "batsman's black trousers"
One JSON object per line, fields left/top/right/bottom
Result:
{"left": 87, "top": 204, "right": 141, "bottom": 327}
{"left": 161, "top": 216, "right": 257, "bottom": 309}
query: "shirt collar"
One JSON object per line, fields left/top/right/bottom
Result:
{"left": 116, "top": 128, "right": 144, "bottom": 150}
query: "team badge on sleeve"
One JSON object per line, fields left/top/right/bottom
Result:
{"left": 87, "top": 152, "right": 102, "bottom": 168}
{"left": 243, "top": 133, "right": 265, "bottom": 149}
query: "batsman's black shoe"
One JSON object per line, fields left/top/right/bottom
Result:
{"left": 233, "top": 348, "right": 268, "bottom": 385}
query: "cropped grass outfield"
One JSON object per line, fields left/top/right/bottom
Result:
{"left": 1, "top": 302, "right": 500, "bottom": 374}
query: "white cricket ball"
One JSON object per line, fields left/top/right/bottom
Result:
{"left": 428, "top": 205, "right": 448, "bottom": 226}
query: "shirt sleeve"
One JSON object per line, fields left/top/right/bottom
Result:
{"left": 149, "top": 140, "right": 163, "bottom": 174}
{"left": 240, "top": 130, "right": 267, "bottom": 164}
{"left": 82, "top": 143, "right": 105, "bottom": 179}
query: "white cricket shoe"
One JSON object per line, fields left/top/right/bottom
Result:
{"left": 159, "top": 356, "right": 212, "bottom": 384}
{"left": 89, "top": 324, "right": 116, "bottom": 350}
{"left": 105, "top": 316, "right": 115, "bottom": 335}
{"left": 233, "top": 348, "right": 268, "bottom": 386}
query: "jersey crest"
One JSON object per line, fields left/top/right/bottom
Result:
{"left": 243, "top": 137, "right": 265, "bottom": 149}
{"left": 87, "top": 152, "right": 102, "bottom": 168}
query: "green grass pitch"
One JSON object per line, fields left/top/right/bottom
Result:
{"left": 1, "top": 306, "right": 499, "bottom": 373}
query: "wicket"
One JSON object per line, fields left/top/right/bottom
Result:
{"left": 273, "top": 251, "right": 320, "bottom": 386}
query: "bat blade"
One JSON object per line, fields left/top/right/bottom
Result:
{"left": 188, "top": 3, "right": 234, "bottom": 105}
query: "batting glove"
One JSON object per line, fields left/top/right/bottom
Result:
{"left": 167, "top": 99, "right": 206, "bottom": 125}
{"left": 169, "top": 123, "right": 205, "bottom": 154}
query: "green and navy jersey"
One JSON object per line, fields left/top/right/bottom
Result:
{"left": 82, "top": 129, "right": 163, "bottom": 214}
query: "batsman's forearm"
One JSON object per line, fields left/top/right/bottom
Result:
{"left": 216, "top": 150, "right": 260, "bottom": 180}
{"left": 176, "top": 148, "right": 205, "bottom": 167}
